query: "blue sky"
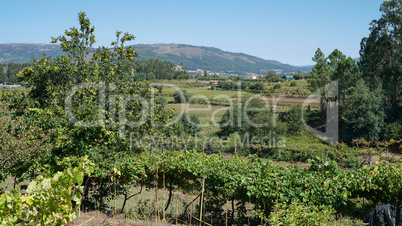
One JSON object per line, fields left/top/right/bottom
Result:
{"left": 0, "top": 0, "right": 384, "bottom": 66}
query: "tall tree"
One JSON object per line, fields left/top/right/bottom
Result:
{"left": 327, "top": 48, "right": 344, "bottom": 72}
{"left": 360, "top": 0, "right": 401, "bottom": 117}
{"left": 308, "top": 48, "right": 332, "bottom": 112}
{"left": 2, "top": 12, "right": 171, "bottom": 206}
{"left": 329, "top": 50, "right": 361, "bottom": 107}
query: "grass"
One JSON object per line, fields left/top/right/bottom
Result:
{"left": 0, "top": 86, "right": 26, "bottom": 93}
{"left": 166, "top": 103, "right": 228, "bottom": 136}
{"left": 161, "top": 85, "right": 254, "bottom": 103}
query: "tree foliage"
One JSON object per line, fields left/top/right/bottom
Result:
{"left": 173, "top": 89, "right": 192, "bottom": 103}
{"left": 171, "top": 112, "right": 201, "bottom": 137}
{"left": 308, "top": 48, "right": 332, "bottom": 112}
{"left": 0, "top": 156, "right": 94, "bottom": 225}
{"left": 1, "top": 12, "right": 171, "bottom": 206}
{"left": 360, "top": 0, "right": 401, "bottom": 117}
{"left": 343, "top": 80, "right": 386, "bottom": 142}
{"left": 128, "top": 59, "right": 189, "bottom": 81}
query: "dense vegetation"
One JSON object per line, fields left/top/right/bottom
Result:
{"left": 0, "top": 62, "right": 30, "bottom": 84}
{"left": 217, "top": 80, "right": 264, "bottom": 92}
{"left": 0, "top": 1, "right": 401, "bottom": 224}
{"left": 128, "top": 59, "right": 190, "bottom": 81}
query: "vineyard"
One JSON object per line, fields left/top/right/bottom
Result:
{"left": 0, "top": 3, "right": 401, "bottom": 225}
{"left": 1, "top": 151, "right": 402, "bottom": 225}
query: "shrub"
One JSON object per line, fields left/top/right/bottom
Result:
{"left": 154, "top": 96, "right": 167, "bottom": 105}
{"left": 249, "top": 82, "right": 264, "bottom": 91}
{"left": 268, "top": 201, "right": 341, "bottom": 225}
{"left": 290, "top": 81, "right": 297, "bottom": 87}
{"left": 0, "top": 156, "right": 94, "bottom": 225}
{"left": 383, "top": 121, "right": 402, "bottom": 140}
{"left": 171, "top": 113, "right": 201, "bottom": 136}
{"left": 343, "top": 81, "right": 386, "bottom": 142}
{"left": 219, "top": 99, "right": 269, "bottom": 136}
{"left": 173, "top": 89, "right": 191, "bottom": 103}
{"left": 281, "top": 105, "right": 306, "bottom": 135}
{"left": 210, "top": 84, "right": 216, "bottom": 90}
{"left": 273, "top": 84, "right": 281, "bottom": 89}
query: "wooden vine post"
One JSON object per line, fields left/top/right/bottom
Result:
{"left": 199, "top": 177, "right": 205, "bottom": 226}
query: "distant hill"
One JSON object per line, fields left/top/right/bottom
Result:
{"left": 132, "top": 43, "right": 312, "bottom": 74}
{"left": 0, "top": 43, "right": 312, "bottom": 74}
{"left": 0, "top": 43, "right": 63, "bottom": 63}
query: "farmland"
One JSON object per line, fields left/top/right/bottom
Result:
{"left": 0, "top": 2, "right": 401, "bottom": 225}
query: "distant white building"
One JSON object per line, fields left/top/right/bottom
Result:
{"left": 248, "top": 74, "right": 258, "bottom": 79}
{"left": 174, "top": 65, "right": 183, "bottom": 71}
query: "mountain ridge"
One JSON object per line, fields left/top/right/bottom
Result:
{"left": 131, "top": 43, "right": 312, "bottom": 74}
{"left": 0, "top": 43, "right": 312, "bottom": 74}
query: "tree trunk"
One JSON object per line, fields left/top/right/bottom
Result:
{"left": 396, "top": 198, "right": 401, "bottom": 226}
{"left": 231, "top": 197, "right": 235, "bottom": 225}
{"left": 165, "top": 177, "right": 173, "bottom": 211}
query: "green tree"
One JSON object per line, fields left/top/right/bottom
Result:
{"left": 265, "top": 71, "right": 279, "bottom": 82}
{"left": 173, "top": 89, "right": 191, "bottom": 103}
{"left": 281, "top": 105, "right": 305, "bottom": 135}
{"left": 308, "top": 48, "right": 332, "bottom": 112}
{"left": 210, "top": 83, "right": 216, "bottom": 90}
{"left": 0, "top": 64, "right": 5, "bottom": 84}
{"left": 327, "top": 48, "right": 344, "bottom": 71}
{"left": 3, "top": 12, "right": 171, "bottom": 206}
{"left": 249, "top": 82, "right": 264, "bottom": 91}
{"left": 360, "top": 0, "right": 401, "bottom": 117}
{"left": 171, "top": 113, "right": 201, "bottom": 136}
{"left": 249, "top": 111, "right": 287, "bottom": 144}
{"left": 219, "top": 98, "right": 269, "bottom": 136}
{"left": 343, "top": 80, "right": 386, "bottom": 141}
{"left": 273, "top": 84, "right": 281, "bottom": 89}
{"left": 204, "top": 69, "right": 208, "bottom": 77}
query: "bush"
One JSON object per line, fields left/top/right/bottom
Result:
{"left": 171, "top": 113, "right": 201, "bottom": 136}
{"left": 268, "top": 201, "right": 342, "bottom": 225}
{"left": 218, "top": 81, "right": 237, "bottom": 90}
{"left": 0, "top": 156, "right": 94, "bottom": 225}
{"left": 343, "top": 81, "right": 386, "bottom": 142}
{"left": 383, "top": 122, "right": 402, "bottom": 140}
{"left": 290, "top": 81, "right": 297, "bottom": 87}
{"left": 154, "top": 96, "right": 167, "bottom": 105}
{"left": 273, "top": 84, "right": 281, "bottom": 89}
{"left": 219, "top": 99, "right": 269, "bottom": 136}
{"left": 249, "top": 82, "right": 264, "bottom": 91}
{"left": 173, "top": 89, "right": 192, "bottom": 103}
{"left": 281, "top": 105, "right": 306, "bottom": 135}
{"left": 189, "top": 97, "right": 207, "bottom": 104}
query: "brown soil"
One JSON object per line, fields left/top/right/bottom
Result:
{"left": 231, "top": 96, "right": 320, "bottom": 106}
{"left": 261, "top": 96, "right": 320, "bottom": 106}
{"left": 71, "top": 211, "right": 183, "bottom": 226}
